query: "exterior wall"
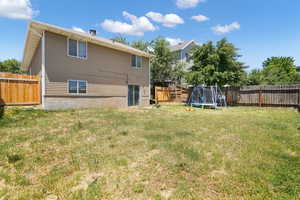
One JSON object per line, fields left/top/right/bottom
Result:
{"left": 43, "top": 31, "right": 150, "bottom": 109}
{"left": 180, "top": 42, "right": 197, "bottom": 71}
{"left": 28, "top": 40, "right": 42, "bottom": 75}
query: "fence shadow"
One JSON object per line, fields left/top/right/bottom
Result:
{"left": 0, "top": 97, "right": 4, "bottom": 119}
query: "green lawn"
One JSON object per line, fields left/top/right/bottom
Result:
{"left": 0, "top": 105, "right": 299, "bottom": 200}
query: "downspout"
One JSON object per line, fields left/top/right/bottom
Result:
{"left": 41, "top": 31, "right": 46, "bottom": 108}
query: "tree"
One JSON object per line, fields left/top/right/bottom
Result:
{"left": 246, "top": 69, "right": 264, "bottom": 85}
{"left": 150, "top": 38, "right": 175, "bottom": 83}
{"left": 150, "top": 38, "right": 184, "bottom": 84}
{"left": 0, "top": 59, "right": 23, "bottom": 74}
{"left": 186, "top": 38, "right": 247, "bottom": 86}
{"left": 111, "top": 35, "right": 129, "bottom": 45}
{"left": 261, "top": 57, "right": 299, "bottom": 85}
{"left": 172, "top": 62, "right": 186, "bottom": 84}
{"left": 131, "top": 40, "right": 150, "bottom": 52}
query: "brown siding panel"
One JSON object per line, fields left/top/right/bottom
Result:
{"left": 43, "top": 31, "right": 149, "bottom": 108}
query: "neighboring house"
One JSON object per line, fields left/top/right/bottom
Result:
{"left": 169, "top": 40, "right": 198, "bottom": 71}
{"left": 21, "top": 21, "right": 151, "bottom": 110}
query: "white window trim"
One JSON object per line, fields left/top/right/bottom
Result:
{"left": 67, "top": 38, "right": 88, "bottom": 60}
{"left": 131, "top": 55, "right": 142, "bottom": 69}
{"left": 67, "top": 80, "right": 88, "bottom": 94}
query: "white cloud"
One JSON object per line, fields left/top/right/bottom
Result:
{"left": 72, "top": 26, "right": 86, "bottom": 33}
{"left": 176, "top": 0, "right": 204, "bottom": 9}
{"left": 212, "top": 22, "right": 240, "bottom": 34}
{"left": 100, "top": 11, "right": 156, "bottom": 36}
{"left": 0, "top": 0, "right": 38, "bottom": 19}
{"left": 146, "top": 12, "right": 184, "bottom": 28}
{"left": 166, "top": 37, "right": 184, "bottom": 46}
{"left": 191, "top": 14, "right": 209, "bottom": 22}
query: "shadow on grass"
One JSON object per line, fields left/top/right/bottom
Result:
{"left": 0, "top": 107, "right": 50, "bottom": 127}
{"left": 0, "top": 105, "right": 4, "bottom": 119}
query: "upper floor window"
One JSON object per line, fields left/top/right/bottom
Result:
{"left": 131, "top": 55, "right": 142, "bottom": 68}
{"left": 68, "top": 38, "right": 87, "bottom": 59}
{"left": 68, "top": 80, "right": 87, "bottom": 94}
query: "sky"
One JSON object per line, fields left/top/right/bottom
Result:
{"left": 0, "top": 0, "right": 299, "bottom": 70}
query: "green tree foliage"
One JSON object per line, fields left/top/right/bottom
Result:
{"left": 131, "top": 40, "right": 150, "bottom": 52}
{"left": 246, "top": 69, "right": 264, "bottom": 85}
{"left": 246, "top": 57, "right": 300, "bottom": 85}
{"left": 186, "top": 38, "right": 247, "bottom": 86}
{"left": 172, "top": 62, "right": 186, "bottom": 84}
{"left": 111, "top": 35, "right": 129, "bottom": 45}
{"left": 294, "top": 65, "right": 300, "bottom": 83}
{"left": 0, "top": 59, "right": 23, "bottom": 74}
{"left": 150, "top": 38, "right": 175, "bottom": 83}
{"left": 149, "top": 38, "right": 185, "bottom": 84}
{"left": 261, "top": 57, "right": 299, "bottom": 85}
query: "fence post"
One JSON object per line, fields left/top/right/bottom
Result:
{"left": 259, "top": 87, "right": 262, "bottom": 107}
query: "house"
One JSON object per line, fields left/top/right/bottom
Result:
{"left": 169, "top": 40, "right": 198, "bottom": 71}
{"left": 21, "top": 21, "right": 151, "bottom": 110}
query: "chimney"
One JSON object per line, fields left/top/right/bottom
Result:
{"left": 89, "top": 29, "right": 96, "bottom": 36}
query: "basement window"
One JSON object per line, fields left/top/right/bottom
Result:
{"left": 68, "top": 38, "right": 87, "bottom": 59}
{"left": 68, "top": 80, "right": 87, "bottom": 94}
{"left": 131, "top": 55, "right": 142, "bottom": 68}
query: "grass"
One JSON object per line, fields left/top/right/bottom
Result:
{"left": 0, "top": 105, "right": 299, "bottom": 199}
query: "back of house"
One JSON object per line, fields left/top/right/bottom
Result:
{"left": 22, "top": 21, "right": 151, "bottom": 110}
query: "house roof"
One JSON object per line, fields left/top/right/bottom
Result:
{"left": 169, "top": 40, "right": 196, "bottom": 52}
{"left": 21, "top": 20, "right": 151, "bottom": 70}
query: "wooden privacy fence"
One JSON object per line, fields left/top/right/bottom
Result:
{"left": 154, "top": 84, "right": 300, "bottom": 111}
{"left": 0, "top": 72, "right": 40, "bottom": 106}
{"left": 155, "top": 86, "right": 190, "bottom": 103}
{"left": 225, "top": 85, "right": 300, "bottom": 110}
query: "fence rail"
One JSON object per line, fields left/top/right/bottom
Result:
{"left": 225, "top": 85, "right": 300, "bottom": 110}
{"left": 0, "top": 72, "right": 40, "bottom": 106}
{"left": 154, "top": 86, "right": 190, "bottom": 103}
{"left": 154, "top": 84, "right": 300, "bottom": 111}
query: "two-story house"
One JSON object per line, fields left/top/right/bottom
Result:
{"left": 169, "top": 40, "right": 198, "bottom": 71}
{"left": 21, "top": 21, "right": 151, "bottom": 110}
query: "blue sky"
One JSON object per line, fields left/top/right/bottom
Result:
{"left": 0, "top": 0, "right": 299, "bottom": 70}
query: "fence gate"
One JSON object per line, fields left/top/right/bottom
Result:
{"left": 0, "top": 72, "right": 40, "bottom": 106}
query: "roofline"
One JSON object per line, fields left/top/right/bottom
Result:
{"left": 181, "top": 40, "right": 195, "bottom": 50}
{"left": 169, "top": 40, "right": 197, "bottom": 52}
{"left": 21, "top": 20, "right": 151, "bottom": 70}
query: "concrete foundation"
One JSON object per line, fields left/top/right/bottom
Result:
{"left": 43, "top": 96, "right": 149, "bottom": 110}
